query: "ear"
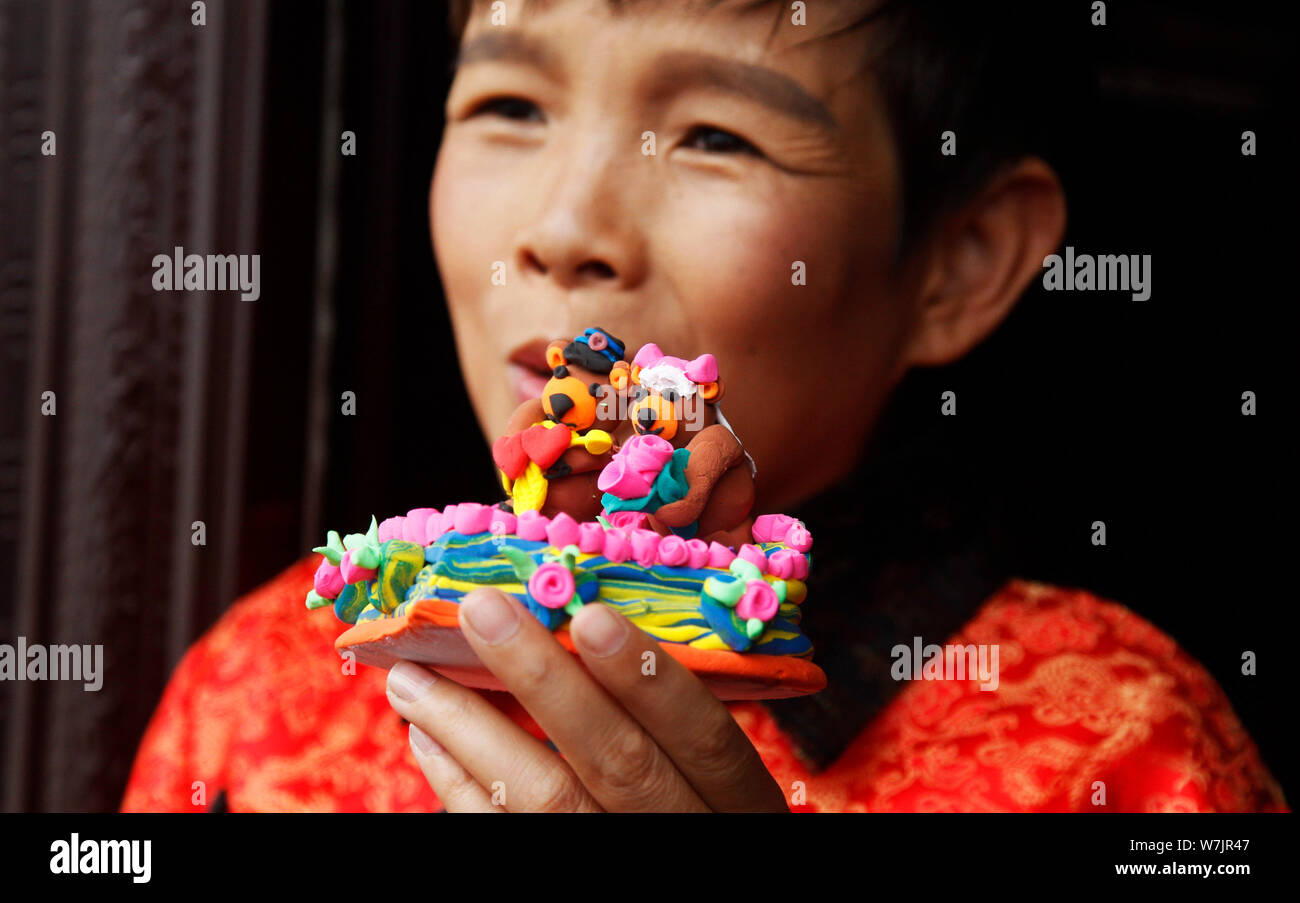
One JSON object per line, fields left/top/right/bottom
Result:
{"left": 609, "top": 361, "right": 632, "bottom": 391}
{"left": 545, "top": 340, "right": 567, "bottom": 370}
{"left": 697, "top": 379, "right": 724, "bottom": 402}
{"left": 632, "top": 343, "right": 663, "bottom": 368}
{"left": 902, "top": 157, "right": 1066, "bottom": 368}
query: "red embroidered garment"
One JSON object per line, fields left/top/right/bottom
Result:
{"left": 120, "top": 557, "right": 1288, "bottom": 812}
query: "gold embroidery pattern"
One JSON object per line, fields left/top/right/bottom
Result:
{"left": 734, "top": 579, "right": 1288, "bottom": 813}
{"left": 121, "top": 566, "right": 1288, "bottom": 814}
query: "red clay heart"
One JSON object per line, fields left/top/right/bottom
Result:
{"left": 492, "top": 434, "right": 529, "bottom": 480}
{"left": 520, "top": 424, "right": 572, "bottom": 470}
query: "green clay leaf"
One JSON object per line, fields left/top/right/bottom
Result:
{"left": 704, "top": 575, "right": 744, "bottom": 607}
{"left": 342, "top": 532, "right": 367, "bottom": 551}
{"left": 312, "top": 545, "right": 342, "bottom": 566}
{"left": 745, "top": 617, "right": 765, "bottom": 640}
{"left": 500, "top": 545, "right": 538, "bottom": 581}
{"left": 305, "top": 590, "right": 331, "bottom": 610}
{"left": 772, "top": 579, "right": 787, "bottom": 604}
{"left": 366, "top": 515, "right": 380, "bottom": 545}
{"left": 314, "top": 531, "right": 345, "bottom": 564}
{"left": 728, "top": 558, "right": 762, "bottom": 583}
{"left": 353, "top": 544, "right": 381, "bottom": 570}
{"left": 596, "top": 515, "right": 613, "bottom": 530}
{"left": 564, "top": 597, "right": 584, "bottom": 617}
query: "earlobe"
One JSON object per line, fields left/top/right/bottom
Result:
{"left": 904, "top": 157, "right": 1067, "bottom": 368}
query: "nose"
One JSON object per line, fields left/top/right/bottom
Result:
{"left": 513, "top": 138, "right": 647, "bottom": 291}
{"left": 636, "top": 407, "right": 657, "bottom": 431}
{"left": 549, "top": 394, "right": 576, "bottom": 419}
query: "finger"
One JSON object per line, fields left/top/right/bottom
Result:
{"left": 386, "top": 660, "right": 603, "bottom": 813}
{"left": 407, "top": 724, "right": 500, "bottom": 813}
{"left": 457, "top": 588, "right": 709, "bottom": 812}
{"left": 569, "top": 602, "right": 788, "bottom": 812}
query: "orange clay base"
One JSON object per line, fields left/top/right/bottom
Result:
{"left": 335, "top": 598, "right": 828, "bottom": 701}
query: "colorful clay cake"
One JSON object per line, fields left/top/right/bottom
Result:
{"left": 305, "top": 328, "right": 826, "bottom": 700}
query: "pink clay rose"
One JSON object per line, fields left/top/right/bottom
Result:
{"left": 604, "top": 510, "right": 648, "bottom": 531}
{"left": 597, "top": 434, "right": 674, "bottom": 498}
{"left": 785, "top": 522, "right": 813, "bottom": 552}
{"left": 314, "top": 559, "right": 345, "bottom": 599}
{"left": 735, "top": 580, "right": 779, "bottom": 622}
{"left": 657, "top": 534, "right": 690, "bottom": 566}
{"left": 528, "top": 562, "right": 576, "bottom": 609}
{"left": 339, "top": 549, "right": 377, "bottom": 584}
{"left": 752, "top": 514, "right": 796, "bottom": 543}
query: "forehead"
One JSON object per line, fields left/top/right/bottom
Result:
{"left": 457, "top": 0, "right": 884, "bottom": 111}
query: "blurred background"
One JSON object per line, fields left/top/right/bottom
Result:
{"left": 0, "top": 0, "right": 1293, "bottom": 811}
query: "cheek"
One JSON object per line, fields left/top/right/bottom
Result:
{"left": 655, "top": 176, "right": 905, "bottom": 487}
{"left": 432, "top": 145, "right": 498, "bottom": 304}
{"left": 657, "top": 174, "right": 897, "bottom": 360}
{"left": 431, "top": 139, "right": 540, "bottom": 313}
{"left": 429, "top": 146, "right": 523, "bottom": 436}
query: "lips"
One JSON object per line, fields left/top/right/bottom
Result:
{"left": 507, "top": 337, "right": 554, "bottom": 404}
{"left": 509, "top": 337, "right": 553, "bottom": 373}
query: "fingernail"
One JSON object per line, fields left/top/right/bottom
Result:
{"left": 461, "top": 589, "right": 520, "bottom": 645}
{"left": 388, "top": 661, "right": 436, "bottom": 701}
{"left": 576, "top": 604, "right": 628, "bottom": 657}
{"left": 409, "top": 723, "right": 445, "bottom": 757}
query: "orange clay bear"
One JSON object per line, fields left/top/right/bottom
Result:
{"left": 492, "top": 328, "right": 632, "bottom": 521}
{"left": 604, "top": 342, "right": 756, "bottom": 548}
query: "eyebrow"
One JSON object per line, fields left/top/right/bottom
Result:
{"left": 453, "top": 37, "right": 837, "bottom": 132}
{"left": 647, "top": 52, "right": 838, "bottom": 132}
{"left": 453, "top": 31, "right": 559, "bottom": 75}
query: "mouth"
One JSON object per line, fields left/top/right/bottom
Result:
{"left": 507, "top": 337, "right": 554, "bottom": 405}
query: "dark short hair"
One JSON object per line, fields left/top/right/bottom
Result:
{"left": 447, "top": 0, "right": 1083, "bottom": 257}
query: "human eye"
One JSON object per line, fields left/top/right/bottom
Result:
{"left": 465, "top": 95, "right": 545, "bottom": 123}
{"left": 680, "top": 124, "right": 761, "bottom": 156}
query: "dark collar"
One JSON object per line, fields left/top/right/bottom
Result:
{"left": 759, "top": 410, "right": 1013, "bottom": 773}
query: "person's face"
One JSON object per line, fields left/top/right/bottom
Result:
{"left": 431, "top": 0, "right": 919, "bottom": 511}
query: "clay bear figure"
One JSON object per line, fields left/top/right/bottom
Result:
{"left": 492, "top": 328, "right": 633, "bottom": 521}
{"left": 603, "top": 343, "right": 756, "bottom": 548}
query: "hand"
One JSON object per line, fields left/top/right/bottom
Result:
{"left": 384, "top": 587, "right": 790, "bottom": 812}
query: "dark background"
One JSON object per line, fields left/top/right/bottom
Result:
{"left": 0, "top": 0, "right": 1293, "bottom": 810}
